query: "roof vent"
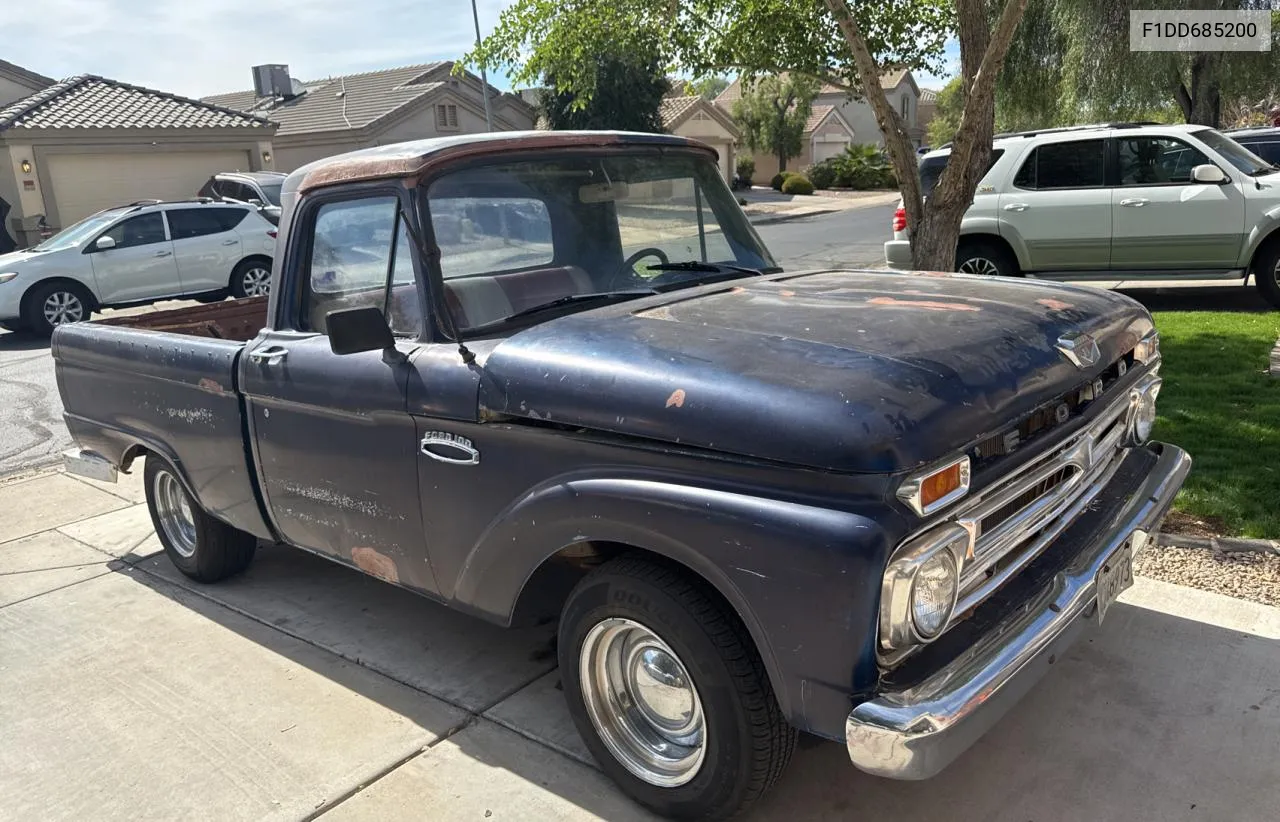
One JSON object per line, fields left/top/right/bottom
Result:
{"left": 252, "top": 64, "right": 295, "bottom": 100}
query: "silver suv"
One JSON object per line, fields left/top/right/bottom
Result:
{"left": 885, "top": 122, "right": 1280, "bottom": 306}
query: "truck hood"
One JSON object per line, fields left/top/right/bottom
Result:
{"left": 477, "top": 270, "right": 1153, "bottom": 474}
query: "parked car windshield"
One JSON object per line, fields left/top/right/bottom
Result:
{"left": 1197, "top": 129, "right": 1275, "bottom": 176}
{"left": 426, "top": 150, "right": 778, "bottom": 330}
{"left": 31, "top": 210, "right": 126, "bottom": 252}
{"left": 257, "top": 184, "right": 282, "bottom": 206}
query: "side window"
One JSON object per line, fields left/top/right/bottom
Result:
{"left": 213, "top": 207, "right": 250, "bottom": 231}
{"left": 431, "top": 197, "right": 553, "bottom": 278}
{"left": 99, "top": 212, "right": 167, "bottom": 249}
{"left": 304, "top": 196, "right": 420, "bottom": 336}
{"left": 1118, "top": 136, "right": 1210, "bottom": 185}
{"left": 1013, "top": 140, "right": 1105, "bottom": 189}
{"left": 1243, "top": 140, "right": 1280, "bottom": 165}
{"left": 918, "top": 149, "right": 1003, "bottom": 199}
{"left": 167, "top": 208, "right": 230, "bottom": 240}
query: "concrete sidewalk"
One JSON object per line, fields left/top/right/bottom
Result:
{"left": 4, "top": 466, "right": 1280, "bottom": 820}
{"left": 741, "top": 190, "right": 901, "bottom": 225}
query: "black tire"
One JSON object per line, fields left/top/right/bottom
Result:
{"left": 559, "top": 555, "right": 796, "bottom": 821}
{"left": 22, "top": 281, "right": 94, "bottom": 336}
{"left": 0, "top": 320, "right": 25, "bottom": 332}
{"left": 144, "top": 456, "right": 256, "bottom": 582}
{"left": 1254, "top": 241, "right": 1280, "bottom": 309}
{"left": 229, "top": 258, "right": 272, "bottom": 299}
{"left": 193, "top": 291, "right": 228, "bottom": 304}
{"left": 955, "top": 239, "right": 1018, "bottom": 278}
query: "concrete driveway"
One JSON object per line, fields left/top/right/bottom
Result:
{"left": 3, "top": 467, "right": 1279, "bottom": 821}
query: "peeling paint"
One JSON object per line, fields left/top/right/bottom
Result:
{"left": 666, "top": 388, "right": 686, "bottom": 408}
{"left": 278, "top": 480, "right": 398, "bottom": 519}
{"left": 165, "top": 407, "right": 216, "bottom": 425}
{"left": 197, "top": 378, "right": 226, "bottom": 393}
{"left": 867, "top": 296, "right": 981, "bottom": 312}
{"left": 351, "top": 547, "right": 400, "bottom": 583}
{"left": 1036, "top": 298, "right": 1074, "bottom": 311}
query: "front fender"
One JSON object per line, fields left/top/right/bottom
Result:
{"left": 1240, "top": 204, "right": 1280, "bottom": 268}
{"left": 453, "top": 476, "right": 893, "bottom": 739}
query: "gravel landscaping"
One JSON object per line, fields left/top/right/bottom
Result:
{"left": 1136, "top": 544, "right": 1280, "bottom": 608}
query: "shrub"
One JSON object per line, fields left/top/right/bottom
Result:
{"left": 769, "top": 172, "right": 788, "bottom": 190}
{"left": 805, "top": 159, "right": 838, "bottom": 190}
{"left": 781, "top": 174, "right": 815, "bottom": 195}
{"left": 735, "top": 156, "right": 755, "bottom": 185}
{"left": 831, "top": 144, "right": 895, "bottom": 190}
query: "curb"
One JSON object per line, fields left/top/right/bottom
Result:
{"left": 1156, "top": 531, "right": 1280, "bottom": 556}
{"left": 747, "top": 208, "right": 839, "bottom": 226}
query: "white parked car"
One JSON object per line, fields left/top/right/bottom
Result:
{"left": 885, "top": 122, "right": 1280, "bottom": 307}
{"left": 0, "top": 200, "right": 276, "bottom": 335}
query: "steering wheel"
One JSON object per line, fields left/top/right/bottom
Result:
{"left": 612, "top": 247, "right": 670, "bottom": 289}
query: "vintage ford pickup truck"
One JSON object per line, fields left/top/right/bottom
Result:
{"left": 54, "top": 132, "right": 1189, "bottom": 820}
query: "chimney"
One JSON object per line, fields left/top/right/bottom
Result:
{"left": 252, "top": 64, "right": 295, "bottom": 100}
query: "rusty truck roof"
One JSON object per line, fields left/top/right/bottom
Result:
{"left": 284, "top": 130, "right": 714, "bottom": 194}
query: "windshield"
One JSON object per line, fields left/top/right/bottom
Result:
{"left": 426, "top": 151, "right": 777, "bottom": 331}
{"left": 1196, "top": 129, "right": 1274, "bottom": 176}
{"left": 31, "top": 210, "right": 125, "bottom": 252}
{"left": 258, "top": 184, "right": 282, "bottom": 206}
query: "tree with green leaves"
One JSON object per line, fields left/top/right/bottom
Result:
{"left": 731, "top": 75, "right": 819, "bottom": 172}
{"left": 465, "top": 0, "right": 1033, "bottom": 272}
{"left": 540, "top": 45, "right": 670, "bottom": 131}
{"left": 685, "top": 75, "right": 731, "bottom": 100}
{"left": 1001, "top": 1, "right": 1280, "bottom": 129}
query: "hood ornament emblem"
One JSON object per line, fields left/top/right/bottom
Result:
{"left": 1056, "top": 332, "right": 1100, "bottom": 369}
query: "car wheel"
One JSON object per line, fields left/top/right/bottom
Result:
{"left": 1253, "top": 242, "right": 1280, "bottom": 309}
{"left": 193, "top": 291, "right": 228, "bottom": 304}
{"left": 230, "top": 259, "right": 272, "bottom": 299}
{"left": 955, "top": 240, "right": 1018, "bottom": 278}
{"left": 559, "top": 556, "right": 797, "bottom": 821}
{"left": 0, "top": 320, "right": 25, "bottom": 332}
{"left": 23, "top": 281, "right": 94, "bottom": 336}
{"left": 144, "top": 456, "right": 256, "bottom": 583}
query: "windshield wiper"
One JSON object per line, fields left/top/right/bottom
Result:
{"left": 472, "top": 289, "right": 658, "bottom": 331}
{"left": 646, "top": 261, "right": 769, "bottom": 276}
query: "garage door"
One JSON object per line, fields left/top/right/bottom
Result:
{"left": 47, "top": 150, "right": 252, "bottom": 227}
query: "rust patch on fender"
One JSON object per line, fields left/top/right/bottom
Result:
{"left": 198, "top": 378, "right": 225, "bottom": 393}
{"left": 1036, "top": 298, "right": 1074, "bottom": 311}
{"left": 351, "top": 547, "right": 400, "bottom": 584}
{"left": 867, "top": 296, "right": 980, "bottom": 312}
{"left": 666, "top": 389, "right": 687, "bottom": 408}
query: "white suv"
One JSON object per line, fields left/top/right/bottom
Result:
{"left": 0, "top": 200, "right": 276, "bottom": 335}
{"left": 885, "top": 122, "right": 1280, "bottom": 306}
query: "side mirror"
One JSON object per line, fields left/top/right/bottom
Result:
{"left": 94, "top": 235, "right": 117, "bottom": 251}
{"left": 325, "top": 306, "right": 404, "bottom": 363}
{"left": 1191, "top": 164, "right": 1228, "bottom": 184}
{"left": 248, "top": 198, "right": 264, "bottom": 207}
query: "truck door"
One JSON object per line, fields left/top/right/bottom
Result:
{"left": 239, "top": 189, "right": 439, "bottom": 595}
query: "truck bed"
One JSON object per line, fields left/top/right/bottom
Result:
{"left": 52, "top": 296, "right": 275, "bottom": 541}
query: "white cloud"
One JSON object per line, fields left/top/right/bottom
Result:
{"left": 0, "top": 0, "right": 515, "bottom": 97}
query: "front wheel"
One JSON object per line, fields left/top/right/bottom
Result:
{"left": 1253, "top": 242, "right": 1280, "bottom": 309}
{"left": 559, "top": 556, "right": 797, "bottom": 820}
{"left": 23, "top": 281, "right": 93, "bottom": 336}
{"left": 144, "top": 456, "right": 256, "bottom": 582}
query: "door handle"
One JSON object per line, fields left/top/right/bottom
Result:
{"left": 1002, "top": 203, "right": 1029, "bottom": 212}
{"left": 247, "top": 345, "right": 288, "bottom": 365}
{"left": 222, "top": 239, "right": 238, "bottom": 246}
{"left": 1120, "top": 198, "right": 1149, "bottom": 207}
{"left": 153, "top": 250, "right": 172, "bottom": 257}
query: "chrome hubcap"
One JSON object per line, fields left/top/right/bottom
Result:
{"left": 152, "top": 470, "right": 197, "bottom": 558}
{"left": 43, "top": 291, "right": 85, "bottom": 325}
{"left": 242, "top": 267, "right": 271, "bottom": 297}
{"left": 579, "top": 618, "right": 706, "bottom": 787}
{"left": 958, "top": 256, "right": 1001, "bottom": 277}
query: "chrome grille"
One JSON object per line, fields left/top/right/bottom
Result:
{"left": 950, "top": 390, "right": 1132, "bottom": 620}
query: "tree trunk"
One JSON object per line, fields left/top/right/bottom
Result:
{"left": 824, "top": 0, "right": 1028, "bottom": 272}
{"left": 1179, "top": 53, "right": 1223, "bottom": 127}
{"left": 777, "top": 150, "right": 787, "bottom": 173}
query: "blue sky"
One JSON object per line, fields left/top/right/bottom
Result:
{"left": 2, "top": 0, "right": 956, "bottom": 98}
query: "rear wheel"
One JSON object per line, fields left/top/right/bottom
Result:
{"left": 23, "top": 281, "right": 93, "bottom": 336}
{"left": 144, "top": 456, "right": 256, "bottom": 582}
{"left": 0, "top": 320, "right": 25, "bottom": 332}
{"left": 1253, "top": 241, "right": 1280, "bottom": 309}
{"left": 955, "top": 239, "right": 1018, "bottom": 278}
{"left": 559, "top": 556, "right": 796, "bottom": 820}
{"left": 230, "top": 259, "right": 271, "bottom": 299}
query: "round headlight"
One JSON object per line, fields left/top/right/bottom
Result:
{"left": 910, "top": 550, "right": 959, "bottom": 640}
{"left": 1129, "top": 378, "right": 1162, "bottom": 445}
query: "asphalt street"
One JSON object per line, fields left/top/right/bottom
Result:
{"left": 0, "top": 203, "right": 1271, "bottom": 479}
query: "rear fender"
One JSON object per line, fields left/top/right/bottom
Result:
{"left": 453, "top": 476, "right": 892, "bottom": 739}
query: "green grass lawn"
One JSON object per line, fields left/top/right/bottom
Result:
{"left": 1152, "top": 311, "right": 1280, "bottom": 538}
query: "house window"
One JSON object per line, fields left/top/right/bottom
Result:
{"left": 436, "top": 104, "right": 459, "bottom": 131}
{"left": 900, "top": 95, "right": 909, "bottom": 121}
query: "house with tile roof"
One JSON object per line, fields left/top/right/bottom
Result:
{"left": 715, "top": 70, "right": 922, "bottom": 180}
{"left": 0, "top": 59, "right": 53, "bottom": 109}
{"left": 659, "top": 95, "right": 741, "bottom": 180}
{"left": 203, "top": 62, "right": 536, "bottom": 172}
{"left": 0, "top": 71, "right": 277, "bottom": 249}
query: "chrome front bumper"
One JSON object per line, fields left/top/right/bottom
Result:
{"left": 845, "top": 442, "right": 1191, "bottom": 779}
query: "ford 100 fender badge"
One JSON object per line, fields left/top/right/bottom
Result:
{"left": 1056, "top": 332, "right": 1100, "bottom": 369}
{"left": 420, "top": 431, "right": 480, "bottom": 465}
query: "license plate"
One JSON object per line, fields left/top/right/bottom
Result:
{"left": 1095, "top": 540, "right": 1134, "bottom": 623}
